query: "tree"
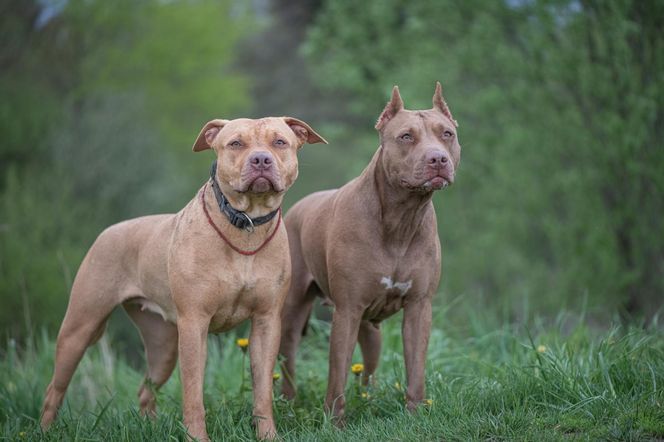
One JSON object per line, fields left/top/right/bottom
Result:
{"left": 303, "top": 0, "right": 664, "bottom": 315}
{"left": 0, "top": 0, "right": 252, "bottom": 339}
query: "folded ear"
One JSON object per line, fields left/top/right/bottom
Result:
{"left": 375, "top": 85, "right": 404, "bottom": 130}
{"left": 283, "top": 117, "right": 328, "bottom": 145}
{"left": 192, "top": 119, "right": 229, "bottom": 152}
{"left": 432, "top": 81, "right": 458, "bottom": 127}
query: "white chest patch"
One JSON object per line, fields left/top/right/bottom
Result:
{"left": 380, "top": 276, "right": 412, "bottom": 297}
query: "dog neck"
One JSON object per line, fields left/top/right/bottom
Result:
{"left": 200, "top": 183, "right": 281, "bottom": 255}
{"left": 209, "top": 160, "right": 279, "bottom": 231}
{"left": 363, "top": 147, "right": 434, "bottom": 243}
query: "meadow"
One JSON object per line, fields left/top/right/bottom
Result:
{"left": 2, "top": 305, "right": 662, "bottom": 441}
{"left": 2, "top": 1, "right": 663, "bottom": 440}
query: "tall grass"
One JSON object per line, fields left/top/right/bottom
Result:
{"left": 1, "top": 305, "right": 663, "bottom": 441}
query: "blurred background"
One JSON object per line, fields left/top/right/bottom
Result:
{"left": 1, "top": 0, "right": 662, "bottom": 352}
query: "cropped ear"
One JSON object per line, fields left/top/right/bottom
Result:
{"left": 375, "top": 85, "right": 404, "bottom": 130}
{"left": 192, "top": 119, "right": 229, "bottom": 152}
{"left": 432, "top": 81, "right": 458, "bottom": 127}
{"left": 283, "top": 117, "right": 328, "bottom": 145}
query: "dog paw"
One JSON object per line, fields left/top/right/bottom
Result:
{"left": 184, "top": 422, "right": 209, "bottom": 442}
{"left": 255, "top": 421, "right": 278, "bottom": 440}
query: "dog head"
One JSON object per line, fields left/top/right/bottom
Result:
{"left": 375, "top": 83, "right": 460, "bottom": 193}
{"left": 193, "top": 117, "right": 326, "bottom": 214}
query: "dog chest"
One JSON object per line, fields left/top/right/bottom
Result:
{"left": 207, "top": 258, "right": 287, "bottom": 333}
{"left": 359, "top": 248, "right": 436, "bottom": 321}
{"left": 361, "top": 274, "right": 412, "bottom": 321}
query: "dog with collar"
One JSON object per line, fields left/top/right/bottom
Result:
{"left": 279, "top": 83, "right": 460, "bottom": 422}
{"left": 40, "top": 116, "right": 326, "bottom": 440}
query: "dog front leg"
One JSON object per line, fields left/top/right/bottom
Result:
{"left": 324, "top": 307, "right": 363, "bottom": 423}
{"left": 177, "top": 317, "right": 210, "bottom": 441}
{"left": 402, "top": 296, "right": 432, "bottom": 410}
{"left": 249, "top": 313, "right": 280, "bottom": 440}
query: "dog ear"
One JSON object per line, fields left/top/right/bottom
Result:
{"left": 192, "top": 119, "right": 229, "bottom": 152}
{"left": 375, "top": 85, "right": 404, "bottom": 130}
{"left": 432, "top": 81, "right": 458, "bottom": 127}
{"left": 283, "top": 117, "right": 328, "bottom": 145}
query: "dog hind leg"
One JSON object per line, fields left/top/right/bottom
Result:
{"left": 357, "top": 320, "right": 382, "bottom": 385}
{"left": 40, "top": 272, "right": 119, "bottom": 429}
{"left": 123, "top": 302, "right": 178, "bottom": 416}
{"left": 279, "top": 277, "right": 316, "bottom": 400}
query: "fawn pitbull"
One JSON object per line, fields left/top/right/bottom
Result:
{"left": 279, "top": 83, "right": 460, "bottom": 421}
{"left": 40, "top": 116, "right": 326, "bottom": 440}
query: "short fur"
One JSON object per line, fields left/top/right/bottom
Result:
{"left": 40, "top": 116, "right": 326, "bottom": 441}
{"left": 279, "top": 83, "right": 461, "bottom": 421}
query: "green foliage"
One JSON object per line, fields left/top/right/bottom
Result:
{"left": 0, "top": 169, "right": 88, "bottom": 336}
{"left": 1, "top": 2, "right": 661, "bottom": 437}
{"left": 1, "top": 0, "right": 662, "bottom": 358}
{"left": 2, "top": 312, "right": 663, "bottom": 440}
{"left": 63, "top": 0, "right": 250, "bottom": 164}
{"left": 304, "top": 0, "right": 664, "bottom": 313}
{"left": 0, "top": 0, "right": 251, "bottom": 340}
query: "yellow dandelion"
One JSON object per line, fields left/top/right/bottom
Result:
{"left": 351, "top": 363, "right": 364, "bottom": 375}
{"left": 18, "top": 432, "right": 26, "bottom": 438}
{"left": 272, "top": 373, "right": 281, "bottom": 381}
{"left": 394, "top": 381, "right": 401, "bottom": 390}
{"left": 236, "top": 338, "right": 249, "bottom": 349}
{"left": 536, "top": 345, "right": 547, "bottom": 354}
{"left": 425, "top": 399, "right": 433, "bottom": 406}
{"left": 361, "top": 392, "right": 370, "bottom": 399}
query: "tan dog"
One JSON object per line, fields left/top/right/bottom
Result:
{"left": 279, "top": 83, "right": 460, "bottom": 421}
{"left": 40, "top": 116, "right": 327, "bottom": 440}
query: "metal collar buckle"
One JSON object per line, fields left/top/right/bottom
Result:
{"left": 240, "top": 212, "right": 255, "bottom": 233}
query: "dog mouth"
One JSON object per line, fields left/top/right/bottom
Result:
{"left": 425, "top": 176, "right": 451, "bottom": 190}
{"left": 402, "top": 173, "right": 453, "bottom": 193}
{"left": 239, "top": 173, "right": 283, "bottom": 194}
{"left": 249, "top": 176, "right": 273, "bottom": 193}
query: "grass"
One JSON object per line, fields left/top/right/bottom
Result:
{"left": 1, "top": 305, "right": 663, "bottom": 441}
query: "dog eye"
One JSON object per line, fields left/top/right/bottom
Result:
{"left": 274, "top": 139, "right": 287, "bottom": 147}
{"left": 228, "top": 140, "right": 242, "bottom": 148}
{"left": 400, "top": 133, "right": 413, "bottom": 142}
{"left": 442, "top": 130, "right": 454, "bottom": 139}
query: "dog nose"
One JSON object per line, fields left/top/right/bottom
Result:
{"left": 249, "top": 152, "right": 273, "bottom": 170}
{"left": 425, "top": 150, "right": 449, "bottom": 168}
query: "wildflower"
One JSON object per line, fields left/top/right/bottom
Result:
{"left": 272, "top": 373, "right": 281, "bottom": 382}
{"left": 18, "top": 432, "right": 26, "bottom": 438}
{"left": 361, "top": 392, "right": 370, "bottom": 399}
{"left": 394, "top": 381, "right": 401, "bottom": 390}
{"left": 237, "top": 338, "right": 250, "bottom": 393}
{"left": 351, "top": 363, "right": 364, "bottom": 375}
{"left": 236, "top": 338, "right": 249, "bottom": 352}
{"left": 425, "top": 399, "right": 433, "bottom": 406}
{"left": 536, "top": 345, "right": 547, "bottom": 354}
